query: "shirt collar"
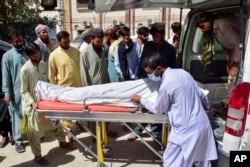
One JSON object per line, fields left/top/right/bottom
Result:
{"left": 162, "top": 67, "right": 171, "bottom": 81}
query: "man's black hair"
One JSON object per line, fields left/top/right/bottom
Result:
{"left": 8, "top": 29, "right": 22, "bottom": 41}
{"left": 119, "top": 26, "right": 130, "bottom": 37}
{"left": 137, "top": 26, "right": 149, "bottom": 35}
{"left": 56, "top": 31, "right": 70, "bottom": 41}
{"left": 149, "top": 22, "right": 165, "bottom": 35}
{"left": 171, "top": 22, "right": 181, "bottom": 34}
{"left": 196, "top": 12, "right": 215, "bottom": 27}
{"left": 173, "top": 34, "right": 180, "bottom": 43}
{"left": 142, "top": 52, "right": 168, "bottom": 69}
{"left": 25, "top": 42, "right": 40, "bottom": 56}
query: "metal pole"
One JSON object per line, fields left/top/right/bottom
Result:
{"left": 100, "top": 13, "right": 103, "bottom": 29}
{"left": 132, "top": 9, "right": 135, "bottom": 35}
{"left": 179, "top": 8, "right": 183, "bottom": 24}
{"left": 167, "top": 8, "right": 171, "bottom": 39}
{"left": 236, "top": 0, "right": 245, "bottom": 84}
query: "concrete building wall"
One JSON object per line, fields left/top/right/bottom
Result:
{"left": 42, "top": 0, "right": 189, "bottom": 40}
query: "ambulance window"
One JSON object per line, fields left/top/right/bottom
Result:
{"left": 190, "top": 28, "right": 228, "bottom": 83}
{"left": 192, "top": 28, "right": 223, "bottom": 55}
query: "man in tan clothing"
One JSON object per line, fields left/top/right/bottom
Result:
{"left": 49, "top": 31, "right": 82, "bottom": 141}
{"left": 21, "top": 42, "right": 73, "bottom": 166}
{"left": 196, "top": 12, "right": 240, "bottom": 108}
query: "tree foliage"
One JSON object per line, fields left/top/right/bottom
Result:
{"left": 0, "top": 0, "right": 58, "bottom": 42}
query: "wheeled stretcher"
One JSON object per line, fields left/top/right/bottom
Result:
{"left": 36, "top": 99, "right": 169, "bottom": 166}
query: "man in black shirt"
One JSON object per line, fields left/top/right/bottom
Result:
{"left": 137, "top": 22, "right": 176, "bottom": 78}
{"left": 128, "top": 22, "right": 176, "bottom": 141}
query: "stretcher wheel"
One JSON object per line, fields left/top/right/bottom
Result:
{"left": 97, "top": 163, "right": 108, "bottom": 167}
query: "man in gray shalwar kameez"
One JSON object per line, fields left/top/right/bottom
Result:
{"left": 1, "top": 30, "right": 28, "bottom": 153}
{"left": 34, "top": 24, "right": 54, "bottom": 66}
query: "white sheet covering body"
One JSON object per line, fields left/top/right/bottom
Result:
{"left": 36, "top": 79, "right": 160, "bottom": 107}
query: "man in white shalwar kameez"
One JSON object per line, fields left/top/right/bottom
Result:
{"left": 131, "top": 52, "right": 218, "bottom": 167}
{"left": 20, "top": 42, "right": 73, "bottom": 166}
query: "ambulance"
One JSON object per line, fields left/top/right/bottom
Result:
{"left": 94, "top": 0, "right": 250, "bottom": 166}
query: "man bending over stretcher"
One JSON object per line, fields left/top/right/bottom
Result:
{"left": 131, "top": 52, "right": 217, "bottom": 167}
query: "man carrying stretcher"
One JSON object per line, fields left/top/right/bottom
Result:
{"left": 20, "top": 42, "right": 73, "bottom": 166}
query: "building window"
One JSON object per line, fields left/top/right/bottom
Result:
{"left": 77, "top": 0, "right": 89, "bottom": 10}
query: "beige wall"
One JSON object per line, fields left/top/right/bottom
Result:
{"left": 62, "top": 0, "right": 189, "bottom": 40}
{"left": 63, "top": 0, "right": 71, "bottom": 34}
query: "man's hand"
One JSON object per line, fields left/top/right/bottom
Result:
{"left": 131, "top": 95, "right": 141, "bottom": 104}
{"left": 4, "top": 96, "right": 11, "bottom": 105}
{"left": 31, "top": 102, "right": 38, "bottom": 109}
{"left": 208, "top": 106, "right": 215, "bottom": 113}
{"left": 227, "top": 61, "right": 238, "bottom": 77}
{"left": 227, "top": 66, "right": 238, "bottom": 77}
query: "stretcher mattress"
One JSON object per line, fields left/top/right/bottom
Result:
{"left": 38, "top": 100, "right": 135, "bottom": 112}
{"left": 37, "top": 100, "right": 166, "bottom": 124}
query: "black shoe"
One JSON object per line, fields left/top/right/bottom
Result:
{"left": 59, "top": 141, "right": 74, "bottom": 149}
{"left": 34, "top": 155, "right": 50, "bottom": 166}
{"left": 9, "top": 136, "right": 15, "bottom": 145}
{"left": 15, "top": 143, "right": 25, "bottom": 153}
{"left": 107, "top": 130, "right": 119, "bottom": 138}
{"left": 0, "top": 137, "right": 9, "bottom": 148}
{"left": 41, "top": 136, "right": 45, "bottom": 142}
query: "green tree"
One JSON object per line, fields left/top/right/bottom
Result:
{"left": 0, "top": 0, "right": 57, "bottom": 42}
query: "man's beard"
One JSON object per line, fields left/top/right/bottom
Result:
{"left": 93, "top": 44, "right": 103, "bottom": 54}
{"left": 15, "top": 44, "right": 23, "bottom": 49}
{"left": 105, "top": 40, "right": 111, "bottom": 46}
{"left": 31, "top": 59, "right": 40, "bottom": 65}
{"left": 14, "top": 45, "right": 24, "bottom": 52}
{"left": 60, "top": 45, "right": 70, "bottom": 50}
{"left": 41, "top": 37, "right": 49, "bottom": 44}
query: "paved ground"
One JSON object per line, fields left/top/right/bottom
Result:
{"left": 0, "top": 122, "right": 163, "bottom": 167}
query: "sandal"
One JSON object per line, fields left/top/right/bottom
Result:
{"left": 59, "top": 141, "right": 74, "bottom": 149}
{"left": 67, "top": 131, "right": 75, "bottom": 142}
{"left": 67, "top": 134, "right": 74, "bottom": 142}
{"left": 34, "top": 155, "right": 49, "bottom": 166}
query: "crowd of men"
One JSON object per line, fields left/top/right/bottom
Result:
{"left": 0, "top": 20, "right": 221, "bottom": 167}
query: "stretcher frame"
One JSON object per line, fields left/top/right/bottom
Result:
{"left": 36, "top": 97, "right": 169, "bottom": 166}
